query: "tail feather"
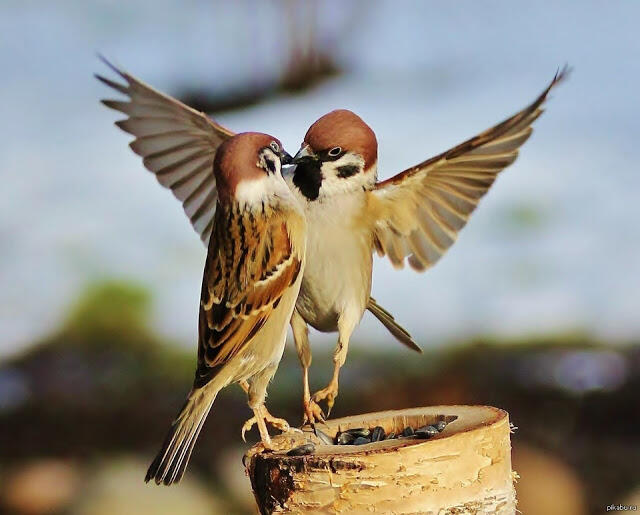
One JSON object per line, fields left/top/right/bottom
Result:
{"left": 367, "top": 297, "right": 422, "bottom": 353}
{"left": 145, "top": 387, "right": 217, "bottom": 485}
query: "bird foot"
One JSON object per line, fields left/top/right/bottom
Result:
{"left": 241, "top": 409, "right": 298, "bottom": 444}
{"left": 312, "top": 382, "right": 339, "bottom": 417}
{"left": 302, "top": 397, "right": 326, "bottom": 426}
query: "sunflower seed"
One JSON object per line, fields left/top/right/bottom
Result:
{"left": 346, "top": 427, "right": 371, "bottom": 438}
{"left": 371, "top": 426, "right": 385, "bottom": 442}
{"left": 287, "top": 443, "right": 315, "bottom": 456}
{"left": 415, "top": 425, "right": 439, "bottom": 438}
{"left": 435, "top": 420, "right": 447, "bottom": 432}
{"left": 353, "top": 436, "right": 371, "bottom": 445}
{"left": 336, "top": 432, "right": 355, "bottom": 445}
{"left": 314, "top": 427, "right": 333, "bottom": 445}
{"left": 402, "top": 426, "right": 414, "bottom": 437}
{"left": 385, "top": 431, "right": 396, "bottom": 440}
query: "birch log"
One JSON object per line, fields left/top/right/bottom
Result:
{"left": 244, "top": 405, "right": 516, "bottom": 514}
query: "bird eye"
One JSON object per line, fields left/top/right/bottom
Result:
{"left": 328, "top": 146, "right": 342, "bottom": 157}
{"left": 270, "top": 141, "right": 280, "bottom": 153}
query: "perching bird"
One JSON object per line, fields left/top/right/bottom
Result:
{"left": 287, "top": 68, "right": 568, "bottom": 421}
{"left": 96, "top": 58, "right": 566, "bottom": 424}
{"left": 95, "top": 57, "right": 418, "bottom": 417}
{"left": 143, "top": 132, "right": 306, "bottom": 485}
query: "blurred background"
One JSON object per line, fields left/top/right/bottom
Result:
{"left": 1, "top": 1, "right": 639, "bottom": 513}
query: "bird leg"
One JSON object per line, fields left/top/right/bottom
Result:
{"left": 312, "top": 320, "right": 354, "bottom": 417}
{"left": 291, "top": 309, "right": 325, "bottom": 425}
{"left": 242, "top": 404, "right": 273, "bottom": 447}
{"left": 239, "top": 378, "right": 296, "bottom": 445}
{"left": 302, "top": 366, "right": 325, "bottom": 425}
{"left": 312, "top": 363, "right": 341, "bottom": 417}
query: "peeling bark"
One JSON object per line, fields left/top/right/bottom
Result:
{"left": 245, "top": 405, "right": 516, "bottom": 514}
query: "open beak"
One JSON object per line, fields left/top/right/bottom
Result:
{"left": 292, "top": 143, "right": 317, "bottom": 164}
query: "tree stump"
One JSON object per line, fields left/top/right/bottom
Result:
{"left": 244, "top": 405, "right": 516, "bottom": 514}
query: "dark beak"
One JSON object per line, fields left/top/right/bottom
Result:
{"left": 280, "top": 150, "right": 293, "bottom": 166}
{"left": 292, "top": 143, "right": 317, "bottom": 164}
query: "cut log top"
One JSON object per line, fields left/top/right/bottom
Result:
{"left": 245, "top": 405, "right": 516, "bottom": 514}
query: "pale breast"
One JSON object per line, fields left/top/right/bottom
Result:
{"left": 294, "top": 193, "right": 373, "bottom": 332}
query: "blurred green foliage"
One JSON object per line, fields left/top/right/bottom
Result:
{"left": 1, "top": 279, "right": 638, "bottom": 514}
{"left": 65, "top": 280, "right": 152, "bottom": 337}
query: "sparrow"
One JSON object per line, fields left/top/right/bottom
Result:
{"left": 142, "top": 131, "right": 306, "bottom": 485}
{"left": 287, "top": 67, "right": 568, "bottom": 421}
{"left": 96, "top": 58, "right": 566, "bottom": 423}
{"left": 95, "top": 57, "right": 418, "bottom": 420}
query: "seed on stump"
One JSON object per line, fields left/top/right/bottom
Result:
{"left": 415, "top": 425, "right": 439, "bottom": 438}
{"left": 435, "top": 420, "right": 447, "bottom": 432}
{"left": 371, "top": 426, "right": 385, "bottom": 442}
{"left": 287, "top": 443, "right": 315, "bottom": 456}
{"left": 336, "top": 432, "right": 355, "bottom": 445}
{"left": 314, "top": 427, "right": 333, "bottom": 445}
{"left": 346, "top": 427, "right": 371, "bottom": 438}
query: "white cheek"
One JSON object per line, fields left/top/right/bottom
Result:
{"left": 319, "top": 157, "right": 376, "bottom": 197}
{"left": 235, "top": 172, "right": 291, "bottom": 206}
{"left": 235, "top": 176, "right": 267, "bottom": 205}
{"left": 332, "top": 154, "right": 359, "bottom": 168}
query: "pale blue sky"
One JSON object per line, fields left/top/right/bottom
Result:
{"left": 1, "top": 1, "right": 639, "bottom": 356}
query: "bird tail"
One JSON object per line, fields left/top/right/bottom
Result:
{"left": 145, "top": 385, "right": 218, "bottom": 485}
{"left": 367, "top": 297, "right": 422, "bottom": 353}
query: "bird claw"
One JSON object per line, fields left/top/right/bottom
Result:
{"left": 312, "top": 383, "right": 339, "bottom": 418}
{"left": 241, "top": 418, "right": 255, "bottom": 443}
{"left": 241, "top": 410, "right": 294, "bottom": 443}
{"left": 303, "top": 398, "right": 326, "bottom": 426}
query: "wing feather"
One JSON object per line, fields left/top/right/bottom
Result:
{"left": 370, "top": 67, "right": 568, "bottom": 271}
{"left": 194, "top": 205, "right": 303, "bottom": 387}
{"left": 96, "top": 56, "right": 233, "bottom": 244}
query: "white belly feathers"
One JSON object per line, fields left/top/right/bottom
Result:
{"left": 294, "top": 193, "right": 372, "bottom": 332}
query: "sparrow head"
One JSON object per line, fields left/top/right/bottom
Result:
{"left": 214, "top": 132, "right": 292, "bottom": 205}
{"left": 291, "top": 109, "right": 377, "bottom": 201}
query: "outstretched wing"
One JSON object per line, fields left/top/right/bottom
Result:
{"left": 96, "top": 56, "right": 234, "bottom": 244}
{"left": 194, "top": 206, "right": 302, "bottom": 387}
{"left": 369, "top": 67, "right": 568, "bottom": 271}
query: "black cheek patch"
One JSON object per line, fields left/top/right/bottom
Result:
{"left": 265, "top": 157, "right": 276, "bottom": 174}
{"left": 293, "top": 161, "right": 322, "bottom": 201}
{"left": 337, "top": 165, "right": 359, "bottom": 178}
